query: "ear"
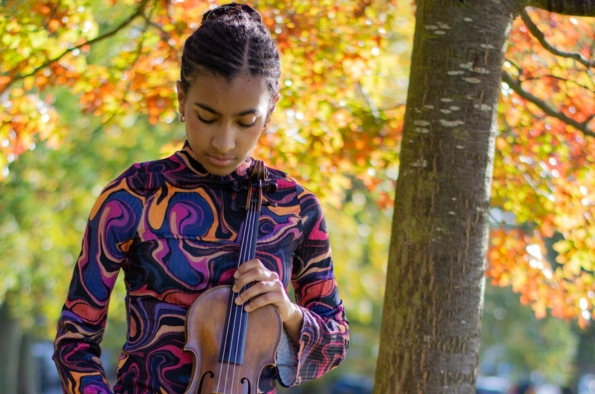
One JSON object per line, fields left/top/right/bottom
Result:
{"left": 176, "top": 80, "right": 186, "bottom": 115}
{"left": 270, "top": 93, "right": 281, "bottom": 113}
{"left": 265, "top": 93, "right": 281, "bottom": 123}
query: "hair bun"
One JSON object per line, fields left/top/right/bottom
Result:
{"left": 201, "top": 3, "right": 262, "bottom": 25}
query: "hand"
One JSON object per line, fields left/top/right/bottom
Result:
{"left": 232, "top": 259, "right": 299, "bottom": 323}
{"left": 232, "top": 259, "right": 303, "bottom": 344}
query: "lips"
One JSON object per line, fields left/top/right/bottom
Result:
{"left": 208, "top": 155, "right": 235, "bottom": 167}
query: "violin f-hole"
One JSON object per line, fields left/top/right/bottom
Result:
{"left": 240, "top": 377, "right": 251, "bottom": 393}
{"left": 197, "top": 371, "right": 214, "bottom": 394}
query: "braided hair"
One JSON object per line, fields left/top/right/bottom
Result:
{"left": 180, "top": 3, "right": 281, "bottom": 99}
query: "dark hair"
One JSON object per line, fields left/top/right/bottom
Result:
{"left": 180, "top": 3, "right": 281, "bottom": 98}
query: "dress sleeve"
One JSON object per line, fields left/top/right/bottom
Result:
{"left": 52, "top": 173, "right": 142, "bottom": 393}
{"left": 277, "top": 187, "right": 349, "bottom": 387}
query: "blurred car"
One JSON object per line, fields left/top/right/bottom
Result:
{"left": 30, "top": 342, "right": 62, "bottom": 393}
{"left": 580, "top": 374, "right": 595, "bottom": 394}
{"left": 477, "top": 375, "right": 511, "bottom": 394}
{"left": 331, "top": 374, "right": 374, "bottom": 394}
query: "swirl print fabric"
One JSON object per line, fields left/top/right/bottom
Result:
{"left": 52, "top": 142, "right": 349, "bottom": 394}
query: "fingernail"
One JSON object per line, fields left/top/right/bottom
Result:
{"left": 244, "top": 305, "right": 250, "bottom": 312}
{"left": 232, "top": 285, "right": 237, "bottom": 292}
{"left": 233, "top": 271, "right": 239, "bottom": 278}
{"left": 235, "top": 297, "right": 242, "bottom": 305}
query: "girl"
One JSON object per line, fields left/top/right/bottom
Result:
{"left": 53, "top": 3, "right": 349, "bottom": 393}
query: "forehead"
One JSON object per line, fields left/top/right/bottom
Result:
{"left": 186, "top": 74, "right": 270, "bottom": 112}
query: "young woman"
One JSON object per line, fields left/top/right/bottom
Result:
{"left": 53, "top": 3, "right": 349, "bottom": 393}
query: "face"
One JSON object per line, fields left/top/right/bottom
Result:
{"left": 177, "top": 74, "right": 279, "bottom": 176}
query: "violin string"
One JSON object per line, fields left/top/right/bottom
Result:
{"left": 225, "top": 176, "right": 260, "bottom": 394}
{"left": 216, "top": 201, "right": 252, "bottom": 393}
{"left": 230, "top": 179, "right": 260, "bottom": 393}
{"left": 231, "top": 171, "right": 263, "bottom": 393}
{"left": 217, "top": 163, "right": 263, "bottom": 394}
{"left": 216, "top": 233, "right": 242, "bottom": 394}
{"left": 230, "top": 207, "right": 253, "bottom": 393}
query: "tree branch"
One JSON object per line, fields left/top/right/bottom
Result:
{"left": 141, "top": 14, "right": 181, "bottom": 58}
{"left": 504, "top": 58, "right": 523, "bottom": 75}
{"left": 92, "top": 114, "right": 116, "bottom": 135}
{"left": 523, "top": 74, "right": 595, "bottom": 94}
{"left": 357, "top": 81, "right": 381, "bottom": 123}
{"left": 527, "top": 0, "right": 595, "bottom": 16}
{"left": 0, "top": 0, "right": 152, "bottom": 95}
{"left": 520, "top": 9, "right": 595, "bottom": 68}
{"left": 502, "top": 70, "right": 595, "bottom": 138}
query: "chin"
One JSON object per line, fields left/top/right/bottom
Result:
{"left": 208, "top": 168, "right": 234, "bottom": 176}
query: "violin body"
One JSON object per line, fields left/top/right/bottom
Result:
{"left": 184, "top": 286, "right": 282, "bottom": 394}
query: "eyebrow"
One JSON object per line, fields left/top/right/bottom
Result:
{"left": 193, "top": 102, "right": 261, "bottom": 117}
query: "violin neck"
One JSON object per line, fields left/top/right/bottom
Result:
{"left": 219, "top": 164, "right": 265, "bottom": 365}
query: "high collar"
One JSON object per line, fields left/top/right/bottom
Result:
{"left": 175, "top": 140, "right": 254, "bottom": 182}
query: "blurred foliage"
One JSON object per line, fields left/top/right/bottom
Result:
{"left": 480, "top": 281, "right": 577, "bottom": 384}
{"left": 490, "top": 9, "right": 595, "bottom": 326}
{"left": 1, "top": 0, "right": 595, "bottom": 387}
{"left": 0, "top": 0, "right": 406, "bottom": 205}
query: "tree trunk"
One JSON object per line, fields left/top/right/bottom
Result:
{"left": 373, "top": 1, "right": 515, "bottom": 392}
{"left": 0, "top": 302, "right": 23, "bottom": 394}
{"left": 566, "top": 324, "right": 595, "bottom": 393}
{"left": 18, "top": 333, "right": 39, "bottom": 394}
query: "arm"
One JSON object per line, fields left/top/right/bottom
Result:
{"left": 277, "top": 186, "right": 349, "bottom": 387}
{"left": 52, "top": 174, "right": 142, "bottom": 393}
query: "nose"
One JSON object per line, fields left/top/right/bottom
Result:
{"left": 211, "top": 124, "right": 235, "bottom": 153}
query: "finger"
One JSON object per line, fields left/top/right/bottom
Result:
{"left": 234, "top": 259, "right": 265, "bottom": 276}
{"left": 242, "top": 289, "right": 284, "bottom": 313}
{"left": 244, "top": 289, "right": 296, "bottom": 321}
{"left": 233, "top": 267, "right": 279, "bottom": 291}
{"left": 232, "top": 268, "right": 269, "bottom": 291}
{"left": 234, "top": 280, "right": 276, "bottom": 304}
{"left": 234, "top": 280, "right": 281, "bottom": 305}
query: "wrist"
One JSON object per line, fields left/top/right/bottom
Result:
{"left": 283, "top": 303, "right": 303, "bottom": 324}
{"left": 282, "top": 303, "right": 304, "bottom": 346}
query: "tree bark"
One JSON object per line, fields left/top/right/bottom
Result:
{"left": 373, "top": 0, "right": 515, "bottom": 392}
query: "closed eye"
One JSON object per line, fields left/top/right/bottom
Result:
{"left": 238, "top": 120, "right": 257, "bottom": 128}
{"left": 197, "top": 114, "right": 215, "bottom": 124}
{"left": 196, "top": 112, "right": 257, "bottom": 128}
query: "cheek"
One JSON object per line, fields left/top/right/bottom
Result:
{"left": 185, "top": 117, "right": 208, "bottom": 140}
{"left": 185, "top": 114, "right": 200, "bottom": 130}
{"left": 244, "top": 127, "right": 263, "bottom": 146}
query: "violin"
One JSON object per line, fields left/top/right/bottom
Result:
{"left": 184, "top": 160, "right": 282, "bottom": 394}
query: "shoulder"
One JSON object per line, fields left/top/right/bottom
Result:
{"left": 106, "top": 152, "right": 187, "bottom": 195}
{"left": 265, "top": 165, "right": 314, "bottom": 197}
{"left": 264, "top": 164, "right": 322, "bottom": 217}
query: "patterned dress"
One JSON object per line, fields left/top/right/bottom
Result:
{"left": 52, "top": 142, "right": 349, "bottom": 393}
